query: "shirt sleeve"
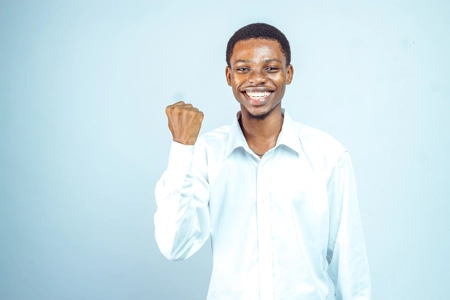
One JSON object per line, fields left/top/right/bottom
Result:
{"left": 327, "top": 151, "right": 372, "bottom": 299}
{"left": 154, "top": 140, "right": 210, "bottom": 261}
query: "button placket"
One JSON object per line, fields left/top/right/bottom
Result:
{"left": 256, "top": 161, "right": 274, "bottom": 300}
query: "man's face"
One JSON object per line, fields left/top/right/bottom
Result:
{"left": 226, "top": 38, "right": 293, "bottom": 119}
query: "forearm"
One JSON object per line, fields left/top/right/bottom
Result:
{"left": 154, "top": 141, "right": 210, "bottom": 261}
{"left": 327, "top": 152, "right": 371, "bottom": 299}
{"left": 155, "top": 173, "right": 209, "bottom": 260}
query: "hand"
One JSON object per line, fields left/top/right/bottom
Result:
{"left": 165, "top": 101, "right": 204, "bottom": 145}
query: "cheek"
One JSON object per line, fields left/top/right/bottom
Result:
{"left": 275, "top": 73, "right": 286, "bottom": 82}
{"left": 231, "top": 76, "right": 245, "bottom": 88}
{"left": 267, "top": 72, "right": 285, "bottom": 83}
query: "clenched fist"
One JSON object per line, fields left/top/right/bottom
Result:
{"left": 166, "top": 101, "right": 204, "bottom": 145}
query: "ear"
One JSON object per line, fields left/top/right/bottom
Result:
{"left": 225, "top": 66, "right": 232, "bottom": 86}
{"left": 286, "top": 64, "right": 294, "bottom": 85}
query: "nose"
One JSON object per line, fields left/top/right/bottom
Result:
{"left": 247, "top": 69, "right": 266, "bottom": 85}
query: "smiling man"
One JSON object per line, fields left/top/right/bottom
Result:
{"left": 154, "top": 23, "right": 371, "bottom": 300}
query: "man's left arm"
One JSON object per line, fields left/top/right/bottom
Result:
{"left": 327, "top": 151, "right": 371, "bottom": 300}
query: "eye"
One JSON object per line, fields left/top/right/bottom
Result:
{"left": 265, "top": 66, "right": 279, "bottom": 72}
{"left": 236, "top": 67, "right": 250, "bottom": 72}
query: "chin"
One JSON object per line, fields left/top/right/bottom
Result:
{"left": 245, "top": 102, "right": 281, "bottom": 120}
{"left": 245, "top": 107, "right": 273, "bottom": 120}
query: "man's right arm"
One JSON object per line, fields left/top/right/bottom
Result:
{"left": 154, "top": 102, "right": 210, "bottom": 261}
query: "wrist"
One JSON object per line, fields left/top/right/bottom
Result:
{"left": 173, "top": 137, "right": 197, "bottom": 145}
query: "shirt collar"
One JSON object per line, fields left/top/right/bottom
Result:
{"left": 224, "top": 111, "right": 248, "bottom": 158}
{"left": 224, "top": 108, "right": 302, "bottom": 158}
{"left": 276, "top": 108, "right": 302, "bottom": 155}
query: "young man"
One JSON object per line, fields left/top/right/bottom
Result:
{"left": 155, "top": 23, "right": 371, "bottom": 300}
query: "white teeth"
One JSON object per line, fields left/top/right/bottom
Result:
{"left": 246, "top": 91, "right": 271, "bottom": 98}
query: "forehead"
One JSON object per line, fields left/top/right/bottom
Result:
{"left": 231, "top": 38, "right": 285, "bottom": 63}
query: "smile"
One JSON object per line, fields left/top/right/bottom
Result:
{"left": 245, "top": 91, "right": 272, "bottom": 99}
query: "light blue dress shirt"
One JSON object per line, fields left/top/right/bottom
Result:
{"left": 154, "top": 109, "right": 371, "bottom": 300}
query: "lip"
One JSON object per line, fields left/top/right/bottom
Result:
{"left": 240, "top": 87, "right": 275, "bottom": 93}
{"left": 241, "top": 88, "right": 274, "bottom": 106}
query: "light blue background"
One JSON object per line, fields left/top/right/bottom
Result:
{"left": 1, "top": 1, "right": 449, "bottom": 299}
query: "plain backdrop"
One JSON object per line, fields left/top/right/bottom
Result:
{"left": 1, "top": 0, "right": 449, "bottom": 299}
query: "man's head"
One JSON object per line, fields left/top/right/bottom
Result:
{"left": 226, "top": 23, "right": 291, "bottom": 67}
{"left": 225, "top": 23, "right": 293, "bottom": 120}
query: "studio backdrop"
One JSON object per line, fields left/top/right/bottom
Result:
{"left": 1, "top": 1, "right": 449, "bottom": 299}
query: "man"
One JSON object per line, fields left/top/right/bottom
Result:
{"left": 154, "top": 23, "right": 371, "bottom": 300}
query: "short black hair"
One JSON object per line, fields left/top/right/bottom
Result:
{"left": 226, "top": 23, "right": 291, "bottom": 66}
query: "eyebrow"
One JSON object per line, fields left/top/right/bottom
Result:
{"left": 263, "top": 59, "right": 283, "bottom": 63}
{"left": 233, "top": 59, "right": 251, "bottom": 65}
{"left": 233, "top": 58, "right": 283, "bottom": 65}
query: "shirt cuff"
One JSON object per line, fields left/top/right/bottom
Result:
{"left": 167, "top": 141, "right": 194, "bottom": 175}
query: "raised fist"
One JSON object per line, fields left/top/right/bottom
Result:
{"left": 165, "top": 101, "right": 204, "bottom": 145}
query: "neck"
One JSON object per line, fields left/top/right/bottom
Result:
{"left": 239, "top": 104, "right": 284, "bottom": 156}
